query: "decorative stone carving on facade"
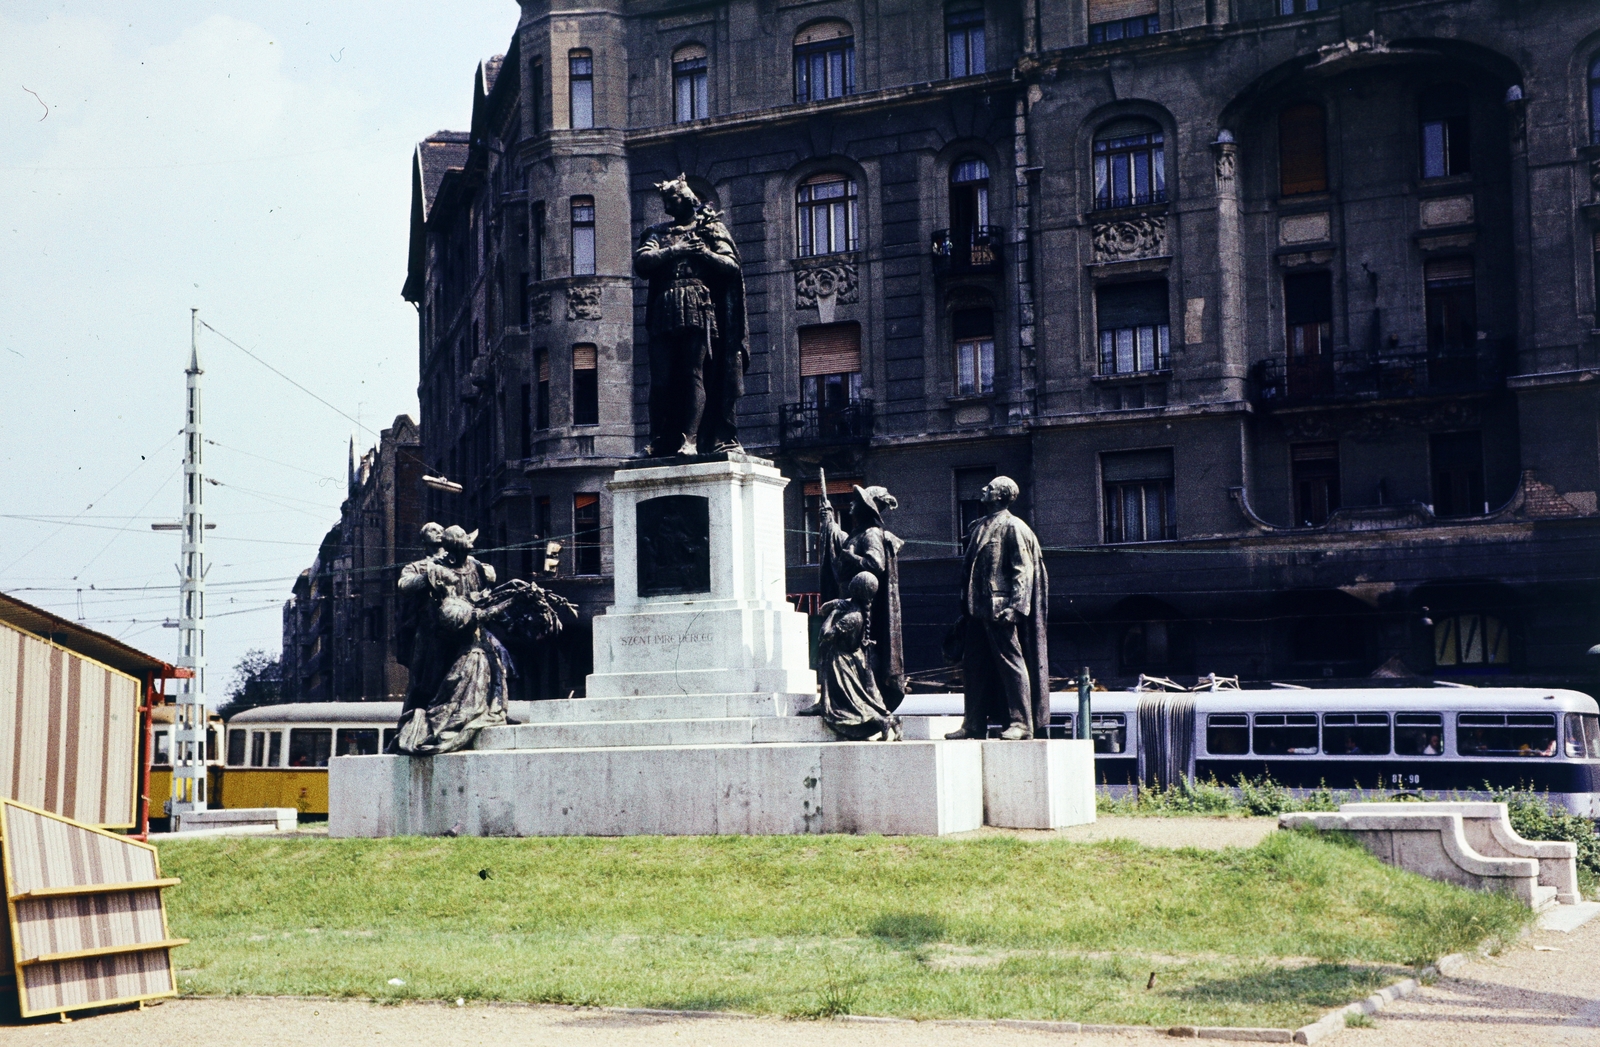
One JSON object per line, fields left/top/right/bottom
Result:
{"left": 566, "top": 284, "right": 602, "bottom": 321}
{"left": 795, "top": 261, "right": 858, "bottom": 325}
{"left": 1091, "top": 215, "right": 1167, "bottom": 263}
{"left": 529, "top": 291, "right": 552, "bottom": 326}
{"left": 1312, "top": 31, "right": 1394, "bottom": 68}
{"left": 1214, "top": 148, "right": 1236, "bottom": 186}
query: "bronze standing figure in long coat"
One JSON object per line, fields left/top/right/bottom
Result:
{"left": 633, "top": 176, "right": 749, "bottom": 456}
{"left": 946, "top": 477, "right": 1050, "bottom": 740}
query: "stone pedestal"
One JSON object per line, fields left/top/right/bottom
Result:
{"left": 586, "top": 455, "right": 817, "bottom": 702}
{"left": 981, "top": 740, "right": 1096, "bottom": 829}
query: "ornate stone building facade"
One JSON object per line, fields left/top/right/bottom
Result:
{"left": 406, "top": 0, "right": 1600, "bottom": 694}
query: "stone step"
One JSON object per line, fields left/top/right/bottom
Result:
{"left": 510, "top": 693, "right": 815, "bottom": 724}
{"left": 476, "top": 715, "right": 836, "bottom": 751}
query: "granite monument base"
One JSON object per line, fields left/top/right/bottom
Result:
{"left": 330, "top": 736, "right": 983, "bottom": 837}
{"left": 981, "top": 739, "right": 1096, "bottom": 829}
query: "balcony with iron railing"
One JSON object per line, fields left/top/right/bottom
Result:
{"left": 779, "top": 399, "right": 874, "bottom": 450}
{"left": 932, "top": 226, "right": 1004, "bottom": 276}
{"left": 1252, "top": 341, "right": 1511, "bottom": 409}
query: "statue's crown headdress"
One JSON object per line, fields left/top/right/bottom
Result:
{"left": 654, "top": 173, "right": 695, "bottom": 197}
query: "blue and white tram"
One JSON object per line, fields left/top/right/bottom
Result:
{"left": 899, "top": 685, "right": 1600, "bottom": 815}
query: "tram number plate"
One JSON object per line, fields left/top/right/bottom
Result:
{"left": 1388, "top": 773, "right": 1421, "bottom": 788}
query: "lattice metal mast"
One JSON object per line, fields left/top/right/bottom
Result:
{"left": 170, "top": 308, "right": 208, "bottom": 817}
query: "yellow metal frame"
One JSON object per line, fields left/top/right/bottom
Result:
{"left": 1, "top": 620, "right": 144, "bottom": 830}
{"left": 0, "top": 798, "right": 182, "bottom": 1018}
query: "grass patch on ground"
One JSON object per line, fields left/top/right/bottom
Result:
{"left": 157, "top": 829, "right": 1527, "bottom": 1027}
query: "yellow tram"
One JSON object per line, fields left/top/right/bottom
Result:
{"left": 218, "top": 701, "right": 403, "bottom": 816}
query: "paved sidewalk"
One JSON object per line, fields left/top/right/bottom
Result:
{"left": 4, "top": 910, "right": 1596, "bottom": 1046}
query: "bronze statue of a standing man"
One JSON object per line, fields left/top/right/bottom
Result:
{"left": 946, "top": 476, "right": 1051, "bottom": 741}
{"left": 633, "top": 175, "right": 748, "bottom": 456}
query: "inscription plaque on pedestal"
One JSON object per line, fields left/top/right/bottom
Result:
{"left": 637, "top": 494, "right": 711, "bottom": 596}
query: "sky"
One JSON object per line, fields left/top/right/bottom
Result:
{"left": 0, "top": 2, "right": 518, "bottom": 695}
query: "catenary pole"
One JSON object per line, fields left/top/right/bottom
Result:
{"left": 170, "top": 308, "right": 209, "bottom": 821}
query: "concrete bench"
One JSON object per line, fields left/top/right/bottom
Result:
{"left": 1279, "top": 808, "right": 1553, "bottom": 908}
{"left": 1339, "top": 801, "right": 1580, "bottom": 905}
{"left": 173, "top": 807, "right": 298, "bottom": 833}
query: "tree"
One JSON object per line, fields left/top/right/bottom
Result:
{"left": 218, "top": 649, "right": 284, "bottom": 718}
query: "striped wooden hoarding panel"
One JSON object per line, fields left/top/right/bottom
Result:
{"left": 0, "top": 621, "right": 140, "bottom": 828}
{"left": 1, "top": 800, "right": 182, "bottom": 1017}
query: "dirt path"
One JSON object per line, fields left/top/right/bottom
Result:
{"left": 7, "top": 915, "right": 1597, "bottom": 1047}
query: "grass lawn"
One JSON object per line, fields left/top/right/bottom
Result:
{"left": 157, "top": 828, "right": 1528, "bottom": 1028}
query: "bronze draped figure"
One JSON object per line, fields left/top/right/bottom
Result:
{"left": 633, "top": 175, "right": 749, "bottom": 457}
{"left": 814, "top": 572, "right": 902, "bottom": 741}
{"left": 816, "top": 485, "right": 907, "bottom": 711}
{"left": 388, "top": 525, "right": 573, "bottom": 756}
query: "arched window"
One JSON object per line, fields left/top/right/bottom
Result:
{"left": 1093, "top": 119, "right": 1165, "bottom": 210}
{"left": 673, "top": 44, "right": 708, "bottom": 122}
{"left": 1434, "top": 613, "right": 1510, "bottom": 667}
{"left": 952, "top": 306, "right": 994, "bottom": 396}
{"left": 1278, "top": 103, "right": 1327, "bottom": 196}
{"left": 796, "top": 173, "right": 858, "bottom": 256}
{"left": 794, "top": 21, "right": 854, "bottom": 102}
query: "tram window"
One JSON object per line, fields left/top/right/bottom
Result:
{"left": 226, "top": 729, "right": 246, "bottom": 766}
{"left": 382, "top": 728, "right": 398, "bottom": 752}
{"left": 288, "top": 728, "right": 333, "bottom": 768}
{"left": 267, "top": 731, "right": 283, "bottom": 767}
{"left": 1394, "top": 713, "right": 1443, "bottom": 755}
{"left": 153, "top": 730, "right": 170, "bottom": 766}
{"left": 1323, "top": 713, "right": 1390, "bottom": 755}
{"left": 337, "top": 729, "right": 380, "bottom": 757}
{"left": 1092, "top": 714, "right": 1127, "bottom": 754}
{"left": 1253, "top": 713, "right": 1319, "bottom": 755}
{"left": 1207, "top": 714, "right": 1250, "bottom": 755}
{"left": 1457, "top": 713, "right": 1557, "bottom": 757}
{"left": 250, "top": 731, "right": 267, "bottom": 767}
{"left": 1046, "top": 714, "right": 1073, "bottom": 740}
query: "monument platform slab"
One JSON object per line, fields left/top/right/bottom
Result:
{"left": 476, "top": 715, "right": 835, "bottom": 750}
{"left": 981, "top": 739, "right": 1096, "bottom": 829}
{"left": 329, "top": 739, "right": 983, "bottom": 838}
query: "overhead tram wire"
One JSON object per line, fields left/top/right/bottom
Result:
{"left": 199, "top": 321, "right": 380, "bottom": 441}
{"left": 1, "top": 428, "right": 182, "bottom": 576}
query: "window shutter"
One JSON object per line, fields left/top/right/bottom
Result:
{"left": 1291, "top": 442, "right": 1339, "bottom": 462}
{"left": 673, "top": 43, "right": 707, "bottom": 63}
{"left": 1089, "top": 0, "right": 1158, "bottom": 21}
{"left": 799, "top": 322, "right": 862, "bottom": 376}
{"left": 1278, "top": 103, "right": 1328, "bottom": 196}
{"left": 1425, "top": 257, "right": 1475, "bottom": 284}
{"left": 1102, "top": 448, "right": 1174, "bottom": 483}
{"left": 803, "top": 476, "right": 860, "bottom": 497}
{"left": 1593, "top": 229, "right": 1600, "bottom": 252}
{"left": 537, "top": 351, "right": 550, "bottom": 382}
{"left": 1096, "top": 281, "right": 1169, "bottom": 330}
{"left": 572, "top": 343, "right": 598, "bottom": 370}
{"left": 952, "top": 308, "right": 994, "bottom": 340}
{"left": 796, "top": 20, "right": 851, "bottom": 45}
